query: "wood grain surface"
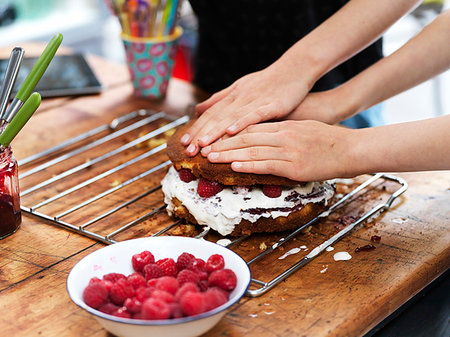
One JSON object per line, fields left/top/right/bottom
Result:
{"left": 0, "top": 45, "right": 449, "bottom": 337}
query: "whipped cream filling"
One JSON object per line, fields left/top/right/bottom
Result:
{"left": 161, "top": 166, "right": 335, "bottom": 236}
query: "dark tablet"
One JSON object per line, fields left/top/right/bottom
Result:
{"left": 0, "top": 53, "right": 103, "bottom": 98}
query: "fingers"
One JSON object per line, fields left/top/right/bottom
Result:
{"left": 223, "top": 102, "right": 278, "bottom": 136}
{"left": 200, "top": 125, "right": 282, "bottom": 157}
{"left": 181, "top": 97, "right": 283, "bottom": 156}
{"left": 206, "top": 146, "right": 287, "bottom": 163}
{"left": 181, "top": 94, "right": 249, "bottom": 156}
{"left": 231, "top": 160, "right": 294, "bottom": 179}
{"left": 195, "top": 86, "right": 233, "bottom": 116}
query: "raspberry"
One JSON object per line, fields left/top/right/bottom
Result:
{"left": 151, "top": 289, "right": 175, "bottom": 303}
{"left": 208, "top": 269, "right": 237, "bottom": 291}
{"left": 127, "top": 272, "right": 147, "bottom": 289}
{"left": 103, "top": 280, "right": 113, "bottom": 292}
{"left": 176, "top": 252, "right": 195, "bottom": 271}
{"left": 204, "top": 287, "right": 229, "bottom": 311}
{"left": 197, "top": 178, "right": 223, "bottom": 198}
{"left": 131, "top": 251, "right": 155, "bottom": 272}
{"left": 135, "top": 286, "right": 154, "bottom": 302}
{"left": 262, "top": 184, "right": 282, "bottom": 198}
{"left": 112, "top": 307, "right": 131, "bottom": 318}
{"left": 175, "top": 282, "right": 199, "bottom": 301}
{"left": 188, "top": 258, "right": 206, "bottom": 272}
{"left": 142, "top": 298, "right": 170, "bottom": 320}
{"left": 177, "top": 269, "right": 200, "bottom": 286}
{"left": 143, "top": 263, "right": 164, "bottom": 280}
{"left": 168, "top": 302, "right": 183, "bottom": 319}
{"left": 156, "top": 276, "right": 179, "bottom": 295}
{"left": 88, "top": 277, "right": 103, "bottom": 285}
{"left": 188, "top": 258, "right": 208, "bottom": 280}
{"left": 102, "top": 273, "right": 126, "bottom": 283}
{"left": 180, "top": 291, "right": 206, "bottom": 317}
{"left": 83, "top": 281, "right": 108, "bottom": 309}
{"left": 97, "top": 302, "right": 119, "bottom": 315}
{"left": 206, "top": 254, "right": 225, "bottom": 273}
{"left": 147, "top": 278, "right": 159, "bottom": 288}
{"left": 198, "top": 280, "right": 209, "bottom": 292}
{"left": 124, "top": 297, "right": 142, "bottom": 314}
{"left": 178, "top": 168, "right": 196, "bottom": 183}
{"left": 156, "top": 258, "right": 177, "bottom": 277}
{"left": 110, "top": 278, "right": 135, "bottom": 306}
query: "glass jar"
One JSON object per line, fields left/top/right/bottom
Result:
{"left": 0, "top": 146, "right": 21, "bottom": 239}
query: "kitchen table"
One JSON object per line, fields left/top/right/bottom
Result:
{"left": 0, "top": 44, "right": 449, "bottom": 337}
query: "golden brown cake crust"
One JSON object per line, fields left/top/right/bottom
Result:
{"left": 167, "top": 122, "right": 305, "bottom": 186}
{"left": 169, "top": 197, "right": 327, "bottom": 236}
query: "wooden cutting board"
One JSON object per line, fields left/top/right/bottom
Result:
{"left": 0, "top": 47, "right": 448, "bottom": 337}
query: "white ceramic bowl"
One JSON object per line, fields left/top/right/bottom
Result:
{"left": 67, "top": 236, "right": 251, "bottom": 337}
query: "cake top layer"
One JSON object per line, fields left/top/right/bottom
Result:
{"left": 167, "top": 122, "right": 305, "bottom": 186}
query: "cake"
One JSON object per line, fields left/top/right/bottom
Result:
{"left": 161, "top": 123, "right": 335, "bottom": 236}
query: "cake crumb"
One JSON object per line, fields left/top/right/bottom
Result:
{"left": 259, "top": 242, "right": 267, "bottom": 250}
{"left": 148, "top": 138, "right": 166, "bottom": 148}
{"left": 171, "top": 224, "right": 197, "bottom": 236}
{"left": 164, "top": 128, "right": 176, "bottom": 137}
{"left": 110, "top": 179, "right": 121, "bottom": 187}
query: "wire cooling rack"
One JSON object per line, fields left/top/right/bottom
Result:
{"left": 19, "top": 109, "right": 408, "bottom": 297}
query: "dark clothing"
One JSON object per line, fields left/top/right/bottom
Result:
{"left": 189, "top": 0, "right": 383, "bottom": 94}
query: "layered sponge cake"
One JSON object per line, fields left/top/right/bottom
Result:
{"left": 161, "top": 123, "right": 335, "bottom": 236}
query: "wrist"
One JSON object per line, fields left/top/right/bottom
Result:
{"left": 273, "top": 47, "right": 325, "bottom": 90}
{"left": 332, "top": 82, "right": 363, "bottom": 122}
{"left": 342, "top": 127, "right": 376, "bottom": 177}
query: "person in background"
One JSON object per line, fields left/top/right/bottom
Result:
{"left": 199, "top": 10, "right": 450, "bottom": 181}
{"left": 182, "top": 0, "right": 422, "bottom": 156}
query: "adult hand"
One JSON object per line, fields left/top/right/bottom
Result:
{"left": 180, "top": 62, "right": 314, "bottom": 156}
{"left": 200, "top": 120, "right": 358, "bottom": 182}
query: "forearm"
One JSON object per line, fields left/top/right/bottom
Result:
{"left": 339, "top": 10, "right": 450, "bottom": 117}
{"left": 347, "top": 115, "right": 450, "bottom": 175}
{"left": 273, "top": 0, "right": 421, "bottom": 86}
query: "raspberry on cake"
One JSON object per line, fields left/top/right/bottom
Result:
{"left": 161, "top": 122, "right": 335, "bottom": 236}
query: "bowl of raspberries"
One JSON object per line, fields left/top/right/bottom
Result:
{"left": 66, "top": 236, "right": 251, "bottom": 337}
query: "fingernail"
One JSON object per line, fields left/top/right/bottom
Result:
{"left": 201, "top": 146, "right": 211, "bottom": 156}
{"left": 227, "top": 124, "right": 238, "bottom": 133}
{"left": 199, "top": 135, "right": 210, "bottom": 145}
{"left": 232, "top": 162, "right": 242, "bottom": 170}
{"left": 186, "top": 143, "right": 196, "bottom": 154}
{"left": 208, "top": 152, "right": 219, "bottom": 160}
{"left": 180, "top": 134, "right": 190, "bottom": 144}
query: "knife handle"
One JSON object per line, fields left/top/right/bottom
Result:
{"left": 15, "top": 34, "right": 63, "bottom": 102}
{"left": 0, "top": 47, "right": 24, "bottom": 119}
{"left": 0, "top": 92, "right": 41, "bottom": 148}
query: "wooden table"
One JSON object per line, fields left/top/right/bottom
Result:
{"left": 0, "top": 45, "right": 449, "bottom": 337}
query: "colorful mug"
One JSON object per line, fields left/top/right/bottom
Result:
{"left": 121, "top": 27, "right": 183, "bottom": 99}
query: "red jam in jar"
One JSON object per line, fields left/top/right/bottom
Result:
{"left": 0, "top": 146, "right": 21, "bottom": 239}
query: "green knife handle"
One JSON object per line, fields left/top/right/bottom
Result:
{"left": 16, "top": 34, "right": 63, "bottom": 102}
{"left": 0, "top": 92, "right": 41, "bottom": 147}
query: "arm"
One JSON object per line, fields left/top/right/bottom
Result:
{"left": 290, "top": 10, "right": 450, "bottom": 124}
{"left": 182, "top": 0, "right": 421, "bottom": 155}
{"left": 202, "top": 116, "right": 450, "bottom": 181}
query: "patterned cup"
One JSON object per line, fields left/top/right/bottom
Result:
{"left": 121, "top": 27, "right": 183, "bottom": 100}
